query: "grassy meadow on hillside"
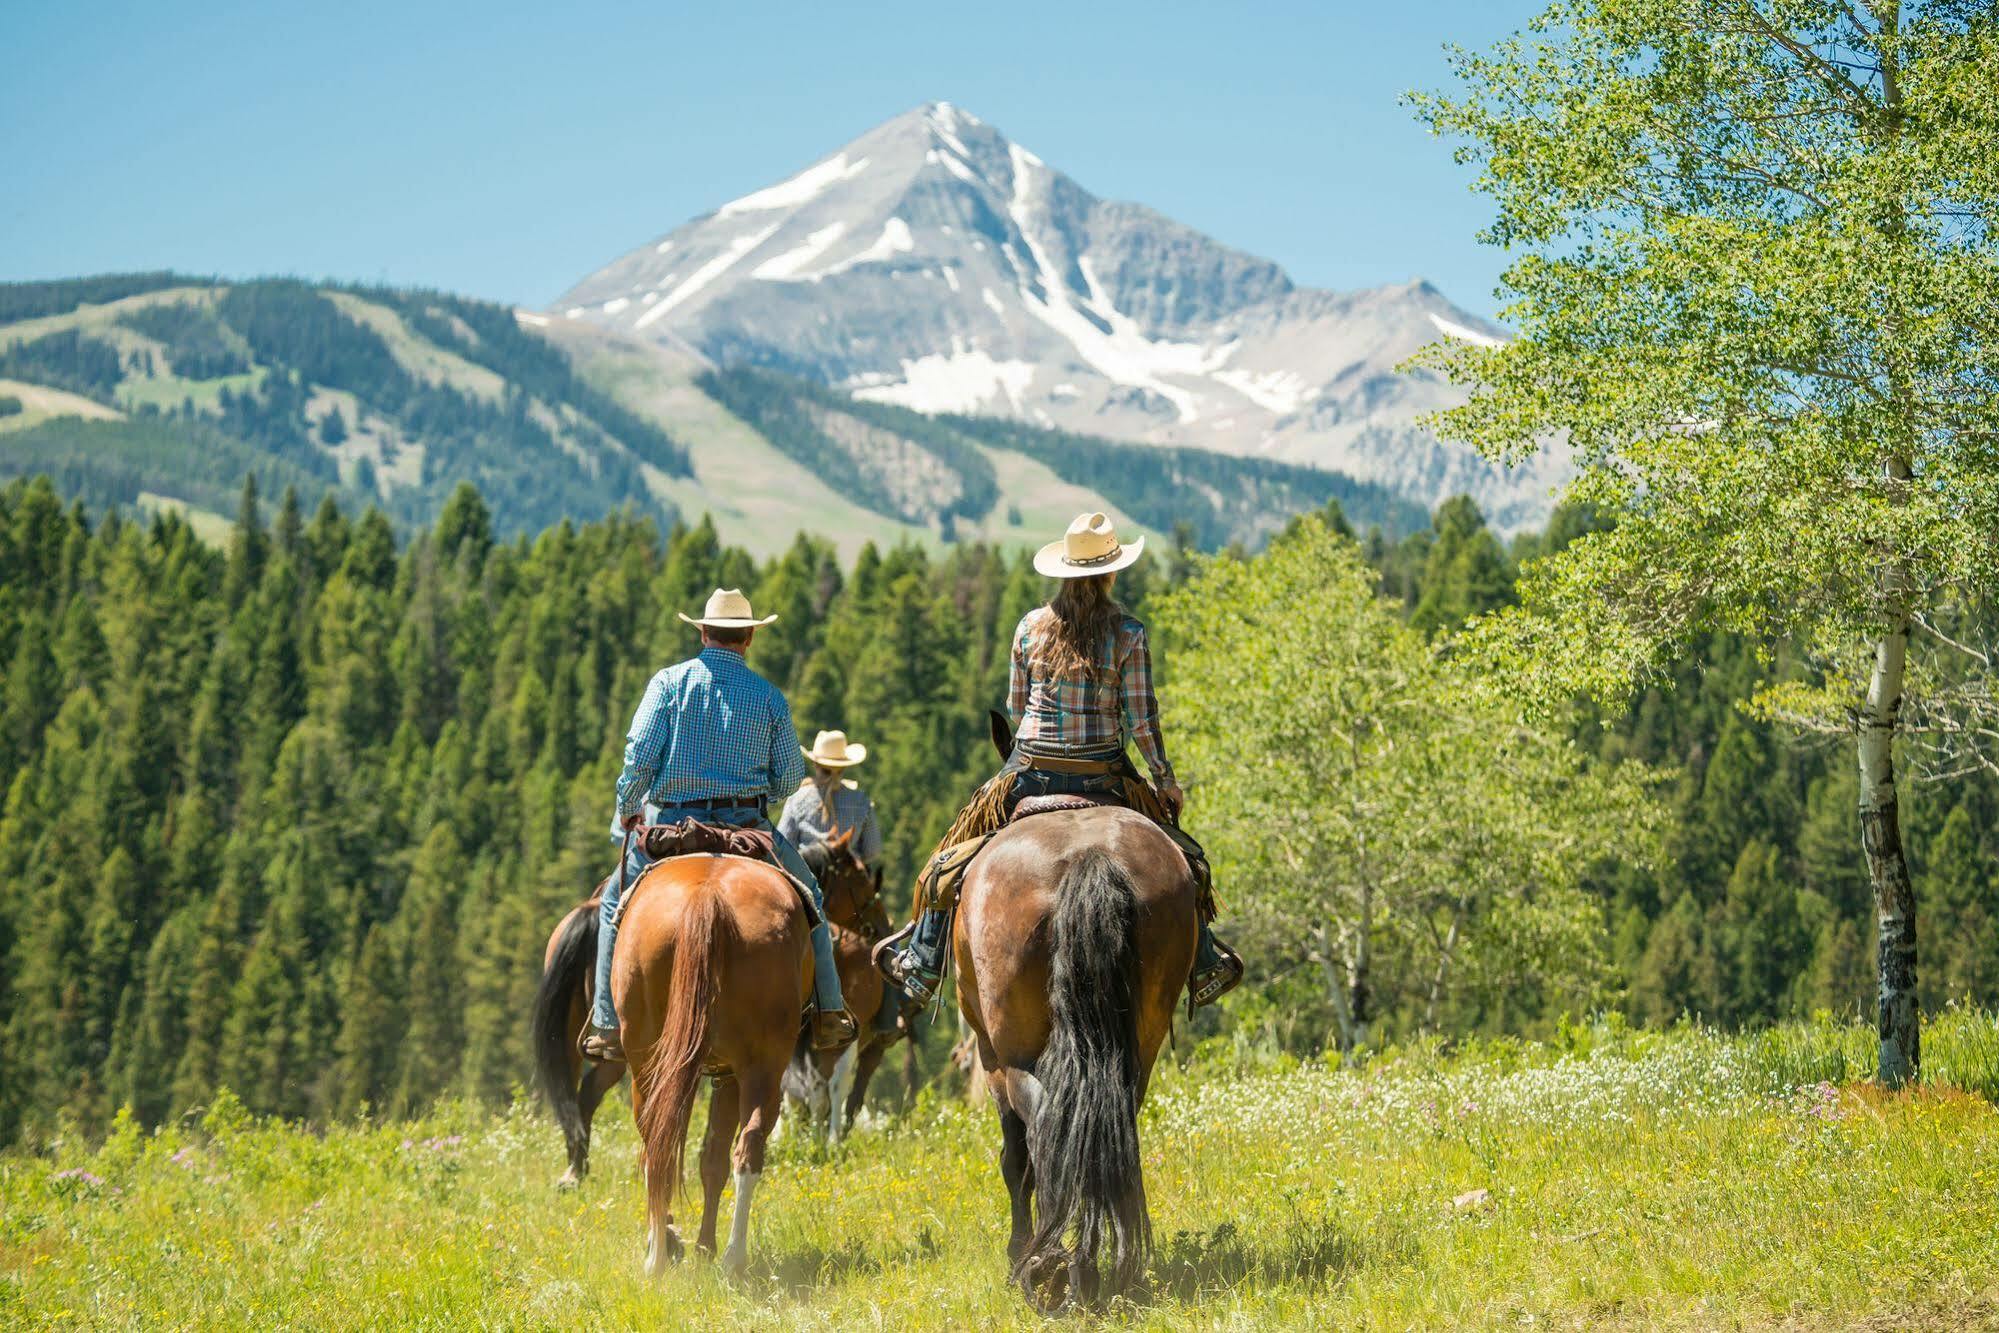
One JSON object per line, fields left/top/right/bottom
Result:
{"left": 6, "top": 1013, "right": 1999, "bottom": 1330}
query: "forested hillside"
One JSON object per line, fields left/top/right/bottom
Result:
{"left": 0, "top": 278, "right": 688, "bottom": 537}
{"left": 1, "top": 474, "right": 1993, "bottom": 1144}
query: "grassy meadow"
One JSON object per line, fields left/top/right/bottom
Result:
{"left": 5, "top": 1013, "right": 1999, "bottom": 1330}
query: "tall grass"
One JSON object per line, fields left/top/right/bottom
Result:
{"left": 5, "top": 1015, "right": 1998, "bottom": 1329}
{"left": 1742, "top": 1006, "right": 1999, "bottom": 1098}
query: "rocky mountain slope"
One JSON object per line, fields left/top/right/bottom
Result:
{"left": 554, "top": 102, "right": 1566, "bottom": 531}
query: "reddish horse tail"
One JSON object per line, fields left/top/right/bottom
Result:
{"left": 635, "top": 885, "right": 729, "bottom": 1221}
{"left": 1016, "top": 848, "right": 1151, "bottom": 1299}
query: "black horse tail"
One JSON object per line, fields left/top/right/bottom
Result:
{"left": 1016, "top": 848, "right": 1150, "bottom": 1305}
{"left": 532, "top": 901, "right": 599, "bottom": 1152}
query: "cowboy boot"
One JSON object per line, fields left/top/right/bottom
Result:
{"left": 811, "top": 1008, "right": 859, "bottom": 1051}
{"left": 874, "top": 909, "right": 949, "bottom": 1007}
{"left": 580, "top": 1024, "right": 625, "bottom": 1064}
{"left": 1189, "top": 922, "right": 1245, "bottom": 1007}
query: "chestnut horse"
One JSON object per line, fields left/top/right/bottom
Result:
{"left": 784, "top": 831, "right": 894, "bottom": 1141}
{"left": 533, "top": 853, "right": 810, "bottom": 1274}
{"left": 959, "top": 717, "right": 1198, "bottom": 1309}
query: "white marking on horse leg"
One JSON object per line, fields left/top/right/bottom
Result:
{"left": 828, "top": 1044, "right": 858, "bottom": 1142}
{"left": 1012, "top": 1069, "right": 1046, "bottom": 1123}
{"left": 722, "top": 1170, "right": 760, "bottom": 1274}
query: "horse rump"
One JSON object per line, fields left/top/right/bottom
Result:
{"left": 1015, "top": 848, "right": 1150, "bottom": 1307}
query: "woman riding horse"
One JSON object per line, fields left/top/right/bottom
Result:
{"left": 878, "top": 511, "right": 1243, "bottom": 1009}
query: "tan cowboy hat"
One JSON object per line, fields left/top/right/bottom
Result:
{"left": 802, "top": 729, "right": 867, "bottom": 767}
{"left": 1033, "top": 511, "right": 1146, "bottom": 579}
{"left": 677, "top": 587, "right": 778, "bottom": 629}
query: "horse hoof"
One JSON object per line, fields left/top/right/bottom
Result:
{"left": 555, "top": 1167, "right": 581, "bottom": 1192}
{"left": 720, "top": 1247, "right": 747, "bottom": 1278}
{"left": 644, "top": 1227, "right": 685, "bottom": 1276}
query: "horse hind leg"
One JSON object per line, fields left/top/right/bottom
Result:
{"left": 997, "top": 1092, "right": 1034, "bottom": 1265}
{"left": 721, "top": 1072, "right": 783, "bottom": 1276}
{"left": 840, "top": 1038, "right": 888, "bottom": 1138}
{"left": 697, "top": 1077, "right": 739, "bottom": 1257}
{"left": 560, "top": 1059, "right": 625, "bottom": 1188}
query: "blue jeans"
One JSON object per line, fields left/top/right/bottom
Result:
{"left": 592, "top": 807, "right": 846, "bottom": 1030}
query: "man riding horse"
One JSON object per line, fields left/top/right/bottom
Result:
{"left": 877, "top": 512, "right": 1244, "bottom": 1010}
{"left": 581, "top": 588, "right": 858, "bottom": 1064}
{"left": 777, "top": 729, "right": 904, "bottom": 1037}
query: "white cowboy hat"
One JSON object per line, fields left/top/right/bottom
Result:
{"left": 802, "top": 729, "right": 868, "bottom": 767}
{"left": 1033, "top": 512, "right": 1146, "bottom": 579}
{"left": 677, "top": 587, "right": 778, "bottom": 629}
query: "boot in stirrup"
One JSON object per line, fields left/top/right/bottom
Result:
{"left": 811, "top": 1007, "right": 858, "bottom": 1051}
{"left": 873, "top": 917, "right": 945, "bottom": 1007}
{"left": 580, "top": 1023, "right": 625, "bottom": 1064}
{"left": 1189, "top": 924, "right": 1244, "bottom": 1007}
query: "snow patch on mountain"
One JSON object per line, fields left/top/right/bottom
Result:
{"left": 814, "top": 217, "right": 915, "bottom": 278}
{"left": 752, "top": 222, "right": 850, "bottom": 281}
{"left": 634, "top": 223, "right": 781, "bottom": 328}
{"left": 717, "top": 153, "right": 871, "bottom": 217}
{"left": 851, "top": 342, "right": 1036, "bottom": 414}
{"left": 1428, "top": 312, "right": 1505, "bottom": 348}
{"left": 1212, "top": 366, "right": 1316, "bottom": 415}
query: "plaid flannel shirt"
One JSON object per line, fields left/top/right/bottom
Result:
{"left": 1007, "top": 607, "right": 1174, "bottom": 785}
{"left": 614, "top": 647, "right": 808, "bottom": 819}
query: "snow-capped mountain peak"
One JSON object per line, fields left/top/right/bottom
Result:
{"left": 553, "top": 103, "right": 1564, "bottom": 530}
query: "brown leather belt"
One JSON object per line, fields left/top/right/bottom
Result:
{"left": 1018, "top": 752, "right": 1118, "bottom": 776}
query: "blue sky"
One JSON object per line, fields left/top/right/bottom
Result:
{"left": 3, "top": 1, "right": 1540, "bottom": 318}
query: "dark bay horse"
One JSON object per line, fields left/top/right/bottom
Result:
{"left": 533, "top": 854, "right": 810, "bottom": 1274}
{"left": 958, "top": 722, "right": 1199, "bottom": 1309}
{"left": 784, "top": 830, "right": 893, "bottom": 1140}
{"left": 532, "top": 895, "right": 626, "bottom": 1188}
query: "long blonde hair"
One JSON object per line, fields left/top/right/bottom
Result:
{"left": 1030, "top": 574, "right": 1122, "bottom": 684}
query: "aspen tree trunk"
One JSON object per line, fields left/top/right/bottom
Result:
{"left": 1859, "top": 602, "right": 1919, "bottom": 1086}
{"left": 1315, "top": 925, "right": 1358, "bottom": 1053}
{"left": 1349, "top": 881, "right": 1374, "bottom": 1050}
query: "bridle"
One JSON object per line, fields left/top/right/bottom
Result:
{"left": 817, "top": 836, "right": 881, "bottom": 925}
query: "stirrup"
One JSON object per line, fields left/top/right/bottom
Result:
{"left": 811, "top": 1007, "right": 858, "bottom": 1051}
{"left": 1189, "top": 940, "right": 1244, "bottom": 1008}
{"left": 871, "top": 923, "right": 938, "bottom": 1004}
{"left": 580, "top": 1024, "right": 625, "bottom": 1064}
{"left": 873, "top": 934, "right": 943, "bottom": 1008}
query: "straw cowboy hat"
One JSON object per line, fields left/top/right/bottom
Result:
{"left": 1033, "top": 511, "right": 1146, "bottom": 579}
{"left": 677, "top": 587, "right": 778, "bottom": 629}
{"left": 802, "top": 729, "right": 868, "bottom": 767}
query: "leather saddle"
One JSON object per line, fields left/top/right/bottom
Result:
{"left": 611, "top": 818, "right": 823, "bottom": 929}
{"left": 1011, "top": 793, "right": 1120, "bottom": 822}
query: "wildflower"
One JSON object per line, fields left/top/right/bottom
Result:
{"left": 51, "top": 1168, "right": 105, "bottom": 1187}
{"left": 170, "top": 1147, "right": 197, "bottom": 1170}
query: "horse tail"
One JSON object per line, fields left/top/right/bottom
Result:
{"left": 1017, "top": 848, "right": 1150, "bottom": 1302}
{"left": 531, "top": 901, "right": 598, "bottom": 1149}
{"left": 635, "top": 882, "right": 728, "bottom": 1219}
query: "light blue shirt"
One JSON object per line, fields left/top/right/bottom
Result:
{"left": 777, "top": 778, "right": 884, "bottom": 865}
{"left": 614, "top": 646, "right": 809, "bottom": 819}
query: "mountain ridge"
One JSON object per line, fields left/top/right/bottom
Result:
{"left": 552, "top": 102, "right": 1564, "bottom": 531}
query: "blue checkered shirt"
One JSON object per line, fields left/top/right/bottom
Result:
{"left": 614, "top": 647, "right": 809, "bottom": 819}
